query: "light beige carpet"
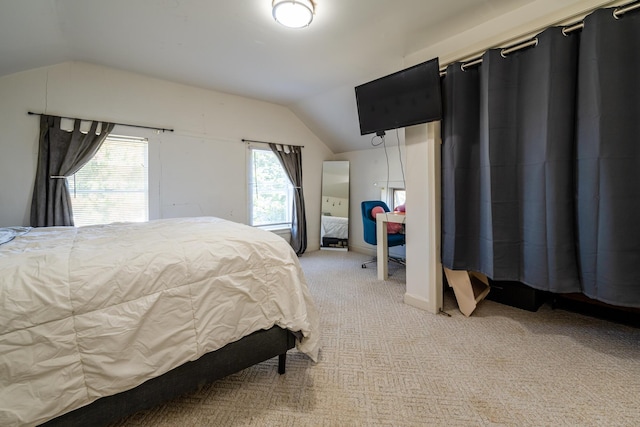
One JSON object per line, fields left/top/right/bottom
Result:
{"left": 111, "top": 250, "right": 640, "bottom": 426}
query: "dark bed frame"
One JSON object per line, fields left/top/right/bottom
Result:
{"left": 40, "top": 326, "right": 297, "bottom": 427}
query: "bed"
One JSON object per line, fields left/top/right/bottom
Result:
{"left": 321, "top": 214, "right": 348, "bottom": 240}
{"left": 320, "top": 214, "right": 348, "bottom": 248}
{"left": 0, "top": 217, "right": 320, "bottom": 426}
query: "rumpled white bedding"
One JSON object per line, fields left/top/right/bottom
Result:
{"left": 0, "top": 227, "right": 31, "bottom": 245}
{"left": 0, "top": 217, "right": 320, "bottom": 426}
{"left": 320, "top": 215, "right": 348, "bottom": 239}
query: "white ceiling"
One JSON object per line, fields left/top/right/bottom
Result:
{"left": 0, "top": 0, "right": 613, "bottom": 153}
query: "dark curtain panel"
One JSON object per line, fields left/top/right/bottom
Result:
{"left": 30, "top": 115, "right": 115, "bottom": 227}
{"left": 441, "top": 62, "right": 481, "bottom": 272}
{"left": 442, "top": 27, "right": 581, "bottom": 293}
{"left": 269, "top": 143, "right": 307, "bottom": 255}
{"left": 576, "top": 8, "right": 640, "bottom": 307}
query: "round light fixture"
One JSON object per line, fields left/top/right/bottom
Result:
{"left": 272, "top": 0, "right": 314, "bottom": 29}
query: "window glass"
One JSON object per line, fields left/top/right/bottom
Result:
{"left": 393, "top": 188, "right": 406, "bottom": 210}
{"left": 67, "top": 135, "right": 148, "bottom": 227}
{"left": 249, "top": 148, "right": 293, "bottom": 227}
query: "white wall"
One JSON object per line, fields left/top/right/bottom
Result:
{"left": 0, "top": 61, "right": 333, "bottom": 251}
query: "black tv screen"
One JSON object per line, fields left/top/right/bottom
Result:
{"left": 354, "top": 57, "right": 442, "bottom": 136}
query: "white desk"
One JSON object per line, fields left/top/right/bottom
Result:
{"left": 375, "top": 212, "right": 405, "bottom": 280}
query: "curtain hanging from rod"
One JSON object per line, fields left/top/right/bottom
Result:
{"left": 441, "top": 1, "right": 640, "bottom": 74}
{"left": 28, "top": 111, "right": 173, "bottom": 133}
{"left": 441, "top": 4, "right": 640, "bottom": 307}
{"left": 442, "top": 26, "right": 581, "bottom": 294}
{"left": 575, "top": 7, "right": 640, "bottom": 306}
{"left": 31, "top": 115, "right": 115, "bottom": 227}
{"left": 269, "top": 143, "right": 307, "bottom": 255}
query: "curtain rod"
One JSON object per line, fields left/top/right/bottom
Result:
{"left": 443, "top": 0, "right": 640, "bottom": 74}
{"left": 27, "top": 111, "right": 174, "bottom": 133}
{"left": 241, "top": 138, "right": 304, "bottom": 148}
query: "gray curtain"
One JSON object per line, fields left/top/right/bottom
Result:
{"left": 441, "top": 61, "right": 481, "bottom": 272}
{"left": 442, "top": 6, "right": 640, "bottom": 307}
{"left": 576, "top": 8, "right": 640, "bottom": 307}
{"left": 30, "top": 115, "right": 115, "bottom": 227}
{"left": 269, "top": 143, "right": 307, "bottom": 255}
{"left": 442, "top": 27, "right": 582, "bottom": 294}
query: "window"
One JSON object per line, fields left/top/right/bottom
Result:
{"left": 380, "top": 186, "right": 406, "bottom": 211}
{"left": 392, "top": 188, "right": 406, "bottom": 210}
{"left": 67, "top": 135, "right": 148, "bottom": 227}
{"left": 248, "top": 147, "right": 293, "bottom": 227}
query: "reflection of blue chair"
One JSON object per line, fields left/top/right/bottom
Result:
{"left": 360, "top": 200, "right": 405, "bottom": 269}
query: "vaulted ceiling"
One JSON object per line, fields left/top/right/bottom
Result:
{"left": 0, "top": 0, "right": 618, "bottom": 153}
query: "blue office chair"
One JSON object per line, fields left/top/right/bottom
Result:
{"left": 360, "top": 200, "right": 405, "bottom": 269}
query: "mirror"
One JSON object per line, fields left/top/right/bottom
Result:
{"left": 320, "top": 161, "right": 349, "bottom": 251}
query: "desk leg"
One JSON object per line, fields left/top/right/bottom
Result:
{"left": 377, "top": 218, "right": 388, "bottom": 280}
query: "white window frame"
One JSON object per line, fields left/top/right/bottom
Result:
{"left": 247, "top": 146, "right": 293, "bottom": 229}
{"left": 391, "top": 187, "right": 406, "bottom": 210}
{"left": 378, "top": 181, "right": 406, "bottom": 211}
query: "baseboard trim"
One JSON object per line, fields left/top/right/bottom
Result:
{"left": 349, "top": 245, "right": 375, "bottom": 256}
{"left": 404, "top": 292, "right": 437, "bottom": 314}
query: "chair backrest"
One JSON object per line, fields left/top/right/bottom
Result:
{"left": 361, "top": 200, "right": 391, "bottom": 246}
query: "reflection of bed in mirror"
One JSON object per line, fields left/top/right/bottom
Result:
{"left": 321, "top": 214, "right": 349, "bottom": 249}
{"left": 320, "top": 161, "right": 349, "bottom": 251}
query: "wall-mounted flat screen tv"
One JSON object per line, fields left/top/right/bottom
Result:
{"left": 354, "top": 57, "right": 442, "bottom": 136}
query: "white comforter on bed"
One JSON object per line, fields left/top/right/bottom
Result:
{"left": 0, "top": 217, "right": 320, "bottom": 426}
{"left": 320, "top": 215, "right": 348, "bottom": 239}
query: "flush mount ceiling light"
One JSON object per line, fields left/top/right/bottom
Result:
{"left": 272, "top": 0, "right": 315, "bottom": 29}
